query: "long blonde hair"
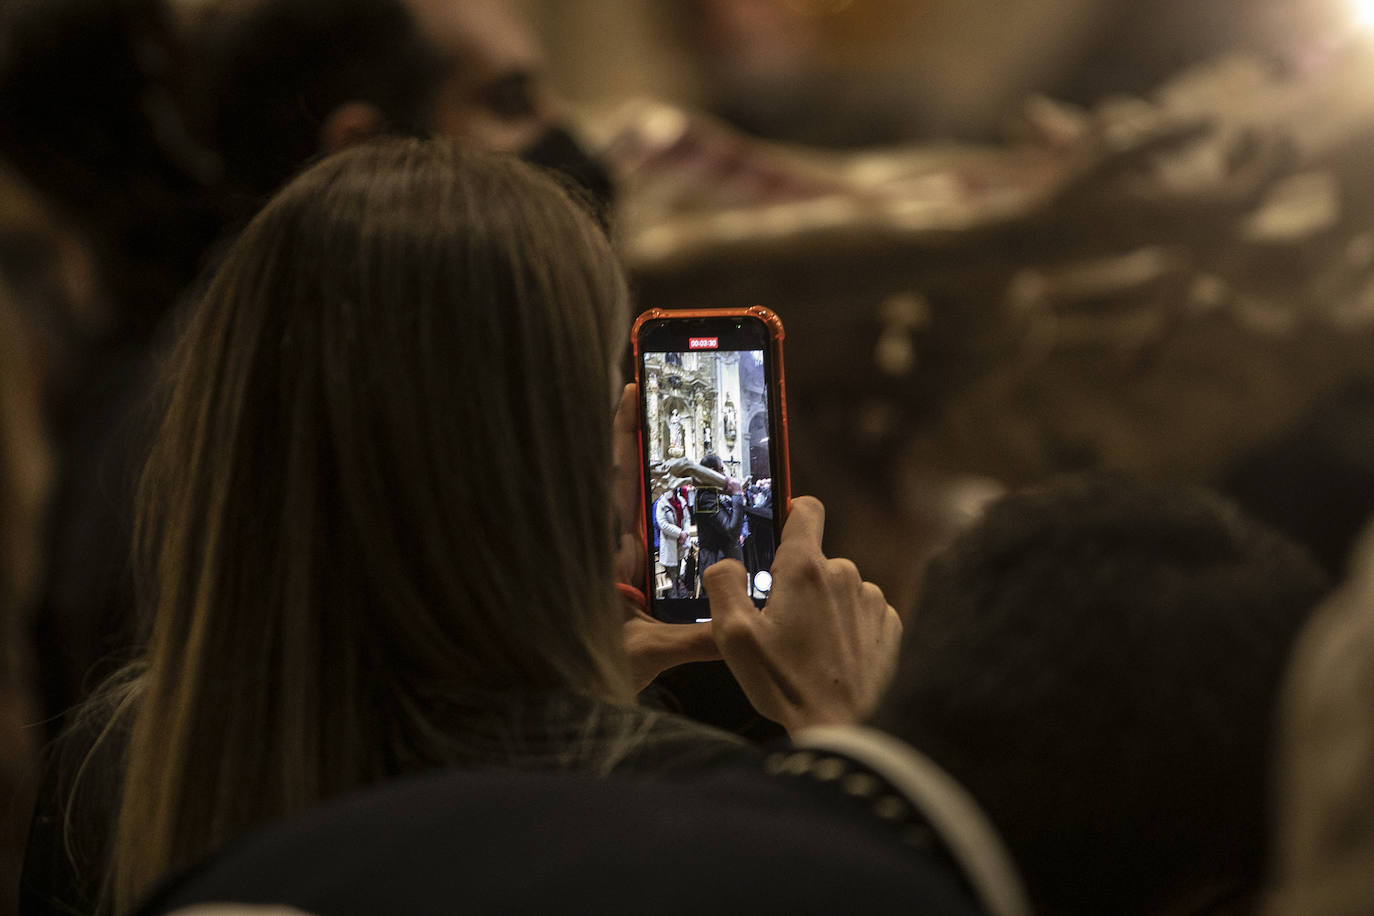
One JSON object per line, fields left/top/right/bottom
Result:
{"left": 109, "top": 139, "right": 633, "bottom": 909}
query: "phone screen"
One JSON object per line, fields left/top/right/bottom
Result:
{"left": 637, "top": 312, "right": 786, "bottom": 623}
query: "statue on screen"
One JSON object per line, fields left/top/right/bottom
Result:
{"left": 668, "top": 408, "right": 686, "bottom": 458}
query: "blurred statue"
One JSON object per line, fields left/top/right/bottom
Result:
{"left": 577, "top": 32, "right": 1374, "bottom": 608}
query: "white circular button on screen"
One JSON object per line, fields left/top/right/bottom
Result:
{"left": 753, "top": 570, "right": 773, "bottom": 593}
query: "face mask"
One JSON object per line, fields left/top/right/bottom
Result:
{"left": 520, "top": 125, "right": 616, "bottom": 229}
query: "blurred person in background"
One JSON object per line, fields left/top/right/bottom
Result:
{"left": 844, "top": 474, "right": 1329, "bottom": 915}
{"left": 0, "top": 0, "right": 227, "bottom": 747}
{"left": 0, "top": 0, "right": 220, "bottom": 348}
{"left": 0, "top": 273, "right": 47, "bottom": 916}
{"left": 0, "top": 163, "right": 103, "bottom": 916}
{"left": 176, "top": 0, "right": 614, "bottom": 220}
{"left": 1267, "top": 521, "right": 1374, "bottom": 916}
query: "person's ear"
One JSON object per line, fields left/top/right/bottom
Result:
{"left": 319, "top": 101, "right": 385, "bottom": 154}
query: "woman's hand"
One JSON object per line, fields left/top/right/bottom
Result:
{"left": 622, "top": 603, "right": 720, "bottom": 691}
{"left": 704, "top": 496, "right": 902, "bottom": 734}
{"left": 612, "top": 383, "right": 646, "bottom": 590}
{"left": 614, "top": 383, "right": 721, "bottom": 689}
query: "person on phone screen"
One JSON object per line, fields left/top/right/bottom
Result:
{"left": 693, "top": 454, "right": 745, "bottom": 574}
{"left": 654, "top": 485, "right": 691, "bottom": 598}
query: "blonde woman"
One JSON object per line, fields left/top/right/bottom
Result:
{"left": 23, "top": 139, "right": 898, "bottom": 915}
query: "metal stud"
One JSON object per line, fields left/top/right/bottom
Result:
{"left": 812, "top": 757, "right": 847, "bottom": 782}
{"left": 841, "top": 772, "right": 880, "bottom": 798}
{"left": 874, "top": 795, "right": 908, "bottom": 821}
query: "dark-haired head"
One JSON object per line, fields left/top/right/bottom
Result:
{"left": 873, "top": 473, "right": 1330, "bottom": 916}
{"left": 702, "top": 454, "right": 724, "bottom": 473}
{"left": 0, "top": 0, "right": 225, "bottom": 336}
{"left": 192, "top": 0, "right": 442, "bottom": 196}
{"left": 113, "top": 138, "right": 630, "bottom": 908}
{"left": 192, "top": 0, "right": 613, "bottom": 218}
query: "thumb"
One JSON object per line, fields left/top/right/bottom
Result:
{"left": 624, "top": 618, "right": 720, "bottom": 690}
{"left": 614, "top": 532, "right": 644, "bottom": 591}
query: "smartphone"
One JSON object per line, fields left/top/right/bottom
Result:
{"left": 633, "top": 306, "right": 791, "bottom": 623}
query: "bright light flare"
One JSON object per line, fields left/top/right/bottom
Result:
{"left": 1354, "top": 0, "right": 1374, "bottom": 28}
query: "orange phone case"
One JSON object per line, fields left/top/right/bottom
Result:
{"left": 631, "top": 306, "right": 791, "bottom": 604}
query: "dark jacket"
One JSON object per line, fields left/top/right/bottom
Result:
{"left": 135, "top": 763, "right": 986, "bottom": 916}
{"left": 20, "top": 691, "right": 756, "bottom": 916}
{"left": 694, "top": 488, "right": 745, "bottom": 571}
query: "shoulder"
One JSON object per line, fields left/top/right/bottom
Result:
{"left": 140, "top": 762, "right": 982, "bottom": 916}
{"left": 592, "top": 703, "right": 761, "bottom": 774}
